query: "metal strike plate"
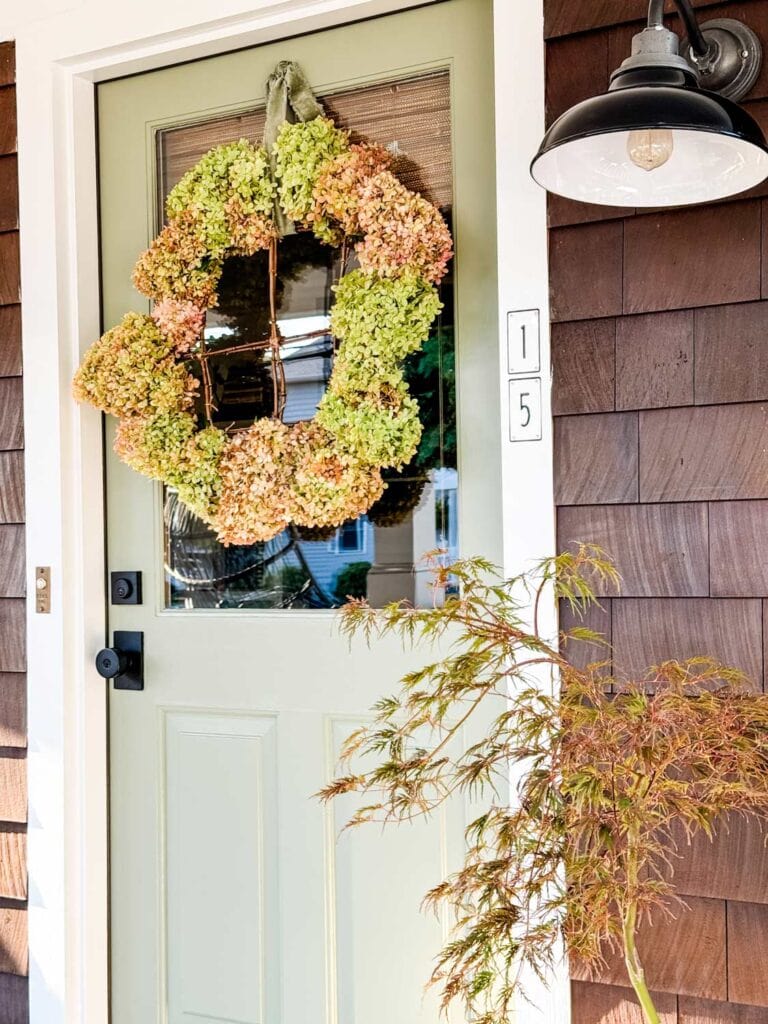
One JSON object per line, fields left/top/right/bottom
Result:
{"left": 112, "top": 630, "right": 144, "bottom": 691}
{"left": 35, "top": 567, "right": 51, "bottom": 614}
{"left": 111, "top": 571, "right": 142, "bottom": 606}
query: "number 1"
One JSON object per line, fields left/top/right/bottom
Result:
{"left": 521, "top": 324, "right": 526, "bottom": 361}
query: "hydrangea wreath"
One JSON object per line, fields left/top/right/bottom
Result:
{"left": 74, "top": 93, "right": 452, "bottom": 545}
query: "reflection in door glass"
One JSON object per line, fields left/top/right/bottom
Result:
{"left": 160, "top": 72, "right": 458, "bottom": 610}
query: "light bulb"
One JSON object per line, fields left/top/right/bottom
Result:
{"left": 627, "top": 128, "right": 674, "bottom": 171}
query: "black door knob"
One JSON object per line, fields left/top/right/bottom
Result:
{"left": 95, "top": 647, "right": 131, "bottom": 680}
{"left": 95, "top": 631, "right": 144, "bottom": 690}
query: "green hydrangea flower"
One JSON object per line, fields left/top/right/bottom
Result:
{"left": 73, "top": 313, "right": 196, "bottom": 418}
{"left": 115, "top": 413, "right": 226, "bottom": 520}
{"left": 273, "top": 117, "right": 348, "bottom": 222}
{"left": 318, "top": 390, "right": 422, "bottom": 469}
{"left": 167, "top": 140, "right": 275, "bottom": 257}
{"left": 177, "top": 426, "right": 227, "bottom": 517}
{"left": 331, "top": 270, "right": 442, "bottom": 362}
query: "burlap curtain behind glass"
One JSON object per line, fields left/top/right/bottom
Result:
{"left": 157, "top": 71, "right": 452, "bottom": 219}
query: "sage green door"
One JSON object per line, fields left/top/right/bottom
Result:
{"left": 98, "top": 3, "right": 499, "bottom": 1021}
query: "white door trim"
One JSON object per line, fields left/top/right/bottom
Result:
{"left": 6, "top": 0, "right": 559, "bottom": 1021}
{"left": 492, "top": 5, "right": 566, "bottom": 1021}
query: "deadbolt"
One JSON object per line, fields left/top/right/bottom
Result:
{"left": 110, "top": 571, "right": 142, "bottom": 606}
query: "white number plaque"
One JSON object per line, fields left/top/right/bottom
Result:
{"left": 507, "top": 309, "right": 541, "bottom": 376}
{"left": 508, "top": 377, "right": 542, "bottom": 443}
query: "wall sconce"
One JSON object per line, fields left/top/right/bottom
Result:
{"left": 531, "top": 0, "right": 768, "bottom": 207}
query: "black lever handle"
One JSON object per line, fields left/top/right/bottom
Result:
{"left": 95, "top": 631, "right": 144, "bottom": 690}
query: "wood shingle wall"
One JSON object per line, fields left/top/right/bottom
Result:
{"left": 0, "top": 40, "right": 28, "bottom": 1024}
{"left": 546, "top": 1, "right": 768, "bottom": 1021}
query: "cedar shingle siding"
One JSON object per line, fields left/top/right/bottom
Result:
{"left": 545, "top": 1, "right": 768, "bottom": 1019}
{"left": 0, "top": 39, "right": 28, "bottom": 1024}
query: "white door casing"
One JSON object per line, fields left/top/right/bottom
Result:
{"left": 3, "top": 0, "right": 557, "bottom": 1021}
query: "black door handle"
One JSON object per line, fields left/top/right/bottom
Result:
{"left": 95, "top": 648, "right": 130, "bottom": 679}
{"left": 95, "top": 631, "right": 144, "bottom": 690}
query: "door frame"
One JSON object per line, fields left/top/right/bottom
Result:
{"left": 8, "top": 0, "right": 558, "bottom": 1022}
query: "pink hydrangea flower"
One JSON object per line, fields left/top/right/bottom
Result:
{"left": 152, "top": 298, "right": 206, "bottom": 354}
{"left": 356, "top": 171, "right": 453, "bottom": 285}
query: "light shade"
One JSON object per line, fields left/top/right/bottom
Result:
{"left": 532, "top": 78, "right": 768, "bottom": 208}
{"left": 531, "top": 12, "right": 768, "bottom": 214}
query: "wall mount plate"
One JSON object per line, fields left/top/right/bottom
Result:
{"left": 685, "top": 19, "right": 763, "bottom": 101}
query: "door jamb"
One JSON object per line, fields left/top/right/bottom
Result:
{"left": 10, "top": 0, "right": 559, "bottom": 1021}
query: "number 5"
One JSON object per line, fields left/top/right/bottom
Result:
{"left": 519, "top": 392, "right": 531, "bottom": 428}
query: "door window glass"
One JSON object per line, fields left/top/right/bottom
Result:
{"left": 159, "top": 72, "right": 457, "bottom": 609}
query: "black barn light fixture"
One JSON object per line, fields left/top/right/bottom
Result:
{"left": 531, "top": 0, "right": 768, "bottom": 207}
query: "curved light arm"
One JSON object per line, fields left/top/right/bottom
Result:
{"left": 648, "top": 0, "right": 710, "bottom": 57}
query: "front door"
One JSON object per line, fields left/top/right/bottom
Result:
{"left": 99, "top": 3, "right": 499, "bottom": 1021}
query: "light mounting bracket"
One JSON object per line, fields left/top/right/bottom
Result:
{"left": 683, "top": 19, "right": 763, "bottom": 101}
{"left": 645, "top": 0, "right": 762, "bottom": 101}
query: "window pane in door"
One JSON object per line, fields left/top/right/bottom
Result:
{"left": 158, "top": 71, "right": 457, "bottom": 610}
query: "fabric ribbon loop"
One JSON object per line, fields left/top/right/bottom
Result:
{"left": 264, "top": 61, "right": 324, "bottom": 235}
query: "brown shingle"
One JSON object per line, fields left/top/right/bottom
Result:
{"left": 612, "top": 599, "right": 763, "bottom": 687}
{"left": 572, "top": 981, "right": 677, "bottom": 1023}
{"left": 624, "top": 202, "right": 761, "bottom": 314}
{"left": 695, "top": 303, "right": 768, "bottom": 406}
{"left": 0, "top": 306, "right": 21, "bottom": 377}
{"left": 640, "top": 405, "right": 768, "bottom": 503}
{"left": 0, "top": 233, "right": 20, "bottom": 306}
{"left": 728, "top": 902, "right": 768, "bottom": 1006}
{"left": 555, "top": 413, "right": 638, "bottom": 505}
{"left": 0, "top": 157, "right": 18, "bottom": 233}
{"left": 551, "top": 319, "right": 615, "bottom": 415}
{"left": 571, "top": 896, "right": 727, "bottom": 999}
{"left": 616, "top": 310, "right": 693, "bottom": 410}
{"left": 550, "top": 221, "right": 624, "bottom": 322}
{"left": 0, "top": 89, "right": 16, "bottom": 157}
{"left": 710, "top": 502, "right": 768, "bottom": 597}
{"left": 558, "top": 503, "right": 708, "bottom": 597}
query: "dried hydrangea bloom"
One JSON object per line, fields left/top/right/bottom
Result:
{"left": 152, "top": 299, "right": 206, "bottom": 355}
{"left": 274, "top": 117, "right": 349, "bottom": 222}
{"left": 310, "top": 143, "right": 391, "bottom": 243}
{"left": 133, "top": 210, "right": 221, "bottom": 305}
{"left": 175, "top": 425, "right": 227, "bottom": 518}
{"left": 115, "top": 410, "right": 196, "bottom": 481}
{"left": 290, "top": 421, "right": 384, "bottom": 526}
{"left": 330, "top": 270, "right": 442, "bottom": 364}
{"left": 73, "top": 313, "right": 198, "bottom": 418}
{"left": 212, "top": 420, "right": 384, "bottom": 545}
{"left": 167, "top": 139, "right": 276, "bottom": 257}
{"left": 356, "top": 171, "right": 453, "bottom": 285}
{"left": 114, "top": 412, "right": 224, "bottom": 521}
{"left": 214, "top": 419, "right": 297, "bottom": 544}
{"left": 225, "top": 197, "right": 279, "bottom": 256}
{"left": 318, "top": 388, "right": 422, "bottom": 469}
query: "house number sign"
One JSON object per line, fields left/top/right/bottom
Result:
{"left": 507, "top": 309, "right": 542, "bottom": 442}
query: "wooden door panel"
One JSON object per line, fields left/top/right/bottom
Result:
{"left": 99, "top": 4, "right": 497, "bottom": 1021}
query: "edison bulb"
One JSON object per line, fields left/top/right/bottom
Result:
{"left": 627, "top": 129, "right": 674, "bottom": 171}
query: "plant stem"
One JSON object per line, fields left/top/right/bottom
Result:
{"left": 622, "top": 902, "right": 661, "bottom": 1024}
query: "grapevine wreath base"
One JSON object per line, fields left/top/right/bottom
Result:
{"left": 74, "top": 61, "right": 452, "bottom": 545}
